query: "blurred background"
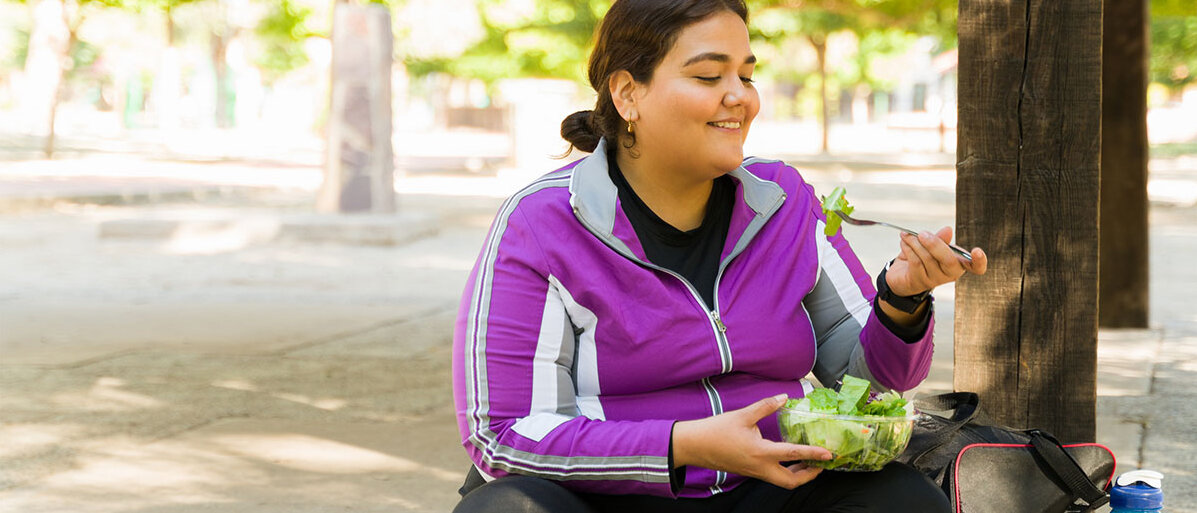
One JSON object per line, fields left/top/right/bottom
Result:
{"left": 1, "top": 1, "right": 1196, "bottom": 512}
{"left": 1, "top": 0, "right": 1193, "bottom": 179}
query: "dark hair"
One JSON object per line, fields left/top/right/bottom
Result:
{"left": 560, "top": 0, "right": 749, "bottom": 154}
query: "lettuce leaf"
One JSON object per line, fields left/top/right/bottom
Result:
{"left": 837, "top": 375, "right": 871, "bottom": 414}
{"left": 859, "top": 390, "right": 909, "bottom": 417}
{"left": 807, "top": 388, "right": 840, "bottom": 414}
{"left": 820, "top": 186, "right": 854, "bottom": 237}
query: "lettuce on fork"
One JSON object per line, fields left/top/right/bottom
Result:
{"left": 778, "top": 375, "right": 914, "bottom": 471}
{"left": 819, "top": 186, "right": 853, "bottom": 237}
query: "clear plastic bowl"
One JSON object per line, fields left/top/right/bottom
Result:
{"left": 777, "top": 406, "right": 918, "bottom": 472}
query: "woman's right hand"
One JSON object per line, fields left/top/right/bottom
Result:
{"left": 672, "top": 394, "right": 832, "bottom": 489}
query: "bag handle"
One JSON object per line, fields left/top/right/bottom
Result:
{"left": 908, "top": 392, "right": 983, "bottom": 466}
{"left": 1027, "top": 430, "right": 1110, "bottom": 509}
{"left": 913, "top": 391, "right": 982, "bottom": 419}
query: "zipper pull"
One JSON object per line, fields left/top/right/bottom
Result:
{"left": 712, "top": 310, "right": 727, "bottom": 333}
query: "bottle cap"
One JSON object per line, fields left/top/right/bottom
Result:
{"left": 1116, "top": 470, "right": 1164, "bottom": 489}
{"left": 1111, "top": 484, "right": 1163, "bottom": 509}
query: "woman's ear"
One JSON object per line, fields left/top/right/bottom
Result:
{"left": 609, "top": 70, "right": 639, "bottom": 123}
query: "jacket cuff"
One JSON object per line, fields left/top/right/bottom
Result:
{"left": 860, "top": 306, "right": 936, "bottom": 392}
{"left": 668, "top": 422, "right": 688, "bottom": 495}
{"left": 873, "top": 295, "right": 933, "bottom": 344}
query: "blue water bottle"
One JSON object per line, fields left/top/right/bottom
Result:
{"left": 1110, "top": 470, "right": 1164, "bottom": 513}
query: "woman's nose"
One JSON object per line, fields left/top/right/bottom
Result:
{"left": 724, "top": 83, "right": 746, "bottom": 107}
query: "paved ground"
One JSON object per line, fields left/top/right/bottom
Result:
{"left": 0, "top": 147, "right": 1194, "bottom": 512}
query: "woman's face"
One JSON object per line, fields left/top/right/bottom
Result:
{"left": 630, "top": 10, "right": 760, "bottom": 177}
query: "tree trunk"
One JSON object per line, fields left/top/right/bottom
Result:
{"left": 23, "top": 0, "right": 71, "bottom": 158}
{"left": 1099, "top": 0, "right": 1149, "bottom": 328}
{"left": 166, "top": 4, "right": 174, "bottom": 47}
{"left": 809, "top": 35, "right": 830, "bottom": 154}
{"left": 212, "top": 29, "right": 233, "bottom": 128}
{"left": 155, "top": 6, "right": 182, "bottom": 131}
{"left": 955, "top": 0, "right": 1102, "bottom": 443}
{"left": 42, "top": 27, "right": 75, "bottom": 159}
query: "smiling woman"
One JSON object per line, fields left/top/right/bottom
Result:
{"left": 451, "top": 1, "right": 985, "bottom": 512}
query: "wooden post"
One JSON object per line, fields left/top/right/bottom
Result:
{"left": 319, "top": 3, "right": 395, "bottom": 214}
{"left": 1100, "top": 0, "right": 1149, "bottom": 328}
{"left": 955, "top": 0, "right": 1102, "bottom": 443}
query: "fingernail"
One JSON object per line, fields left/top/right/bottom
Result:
{"left": 773, "top": 393, "right": 788, "bottom": 404}
{"left": 823, "top": 452, "right": 834, "bottom": 460}
{"left": 919, "top": 231, "right": 933, "bottom": 241}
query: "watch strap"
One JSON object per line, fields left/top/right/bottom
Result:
{"left": 876, "top": 261, "right": 931, "bottom": 314}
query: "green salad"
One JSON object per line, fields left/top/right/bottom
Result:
{"left": 778, "top": 375, "right": 915, "bottom": 471}
{"left": 819, "top": 186, "right": 853, "bottom": 237}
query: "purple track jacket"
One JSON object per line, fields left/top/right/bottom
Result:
{"left": 453, "top": 139, "right": 936, "bottom": 498}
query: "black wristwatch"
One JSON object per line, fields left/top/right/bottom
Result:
{"left": 876, "top": 261, "right": 931, "bottom": 314}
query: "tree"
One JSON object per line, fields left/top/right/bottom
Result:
{"left": 1149, "top": 0, "right": 1197, "bottom": 99}
{"left": 19, "top": 0, "right": 97, "bottom": 157}
{"left": 749, "top": 0, "right": 957, "bottom": 152}
{"left": 752, "top": 6, "right": 853, "bottom": 153}
{"left": 16, "top": 0, "right": 213, "bottom": 156}
{"left": 253, "top": 0, "right": 321, "bottom": 86}
{"left": 403, "top": 0, "right": 604, "bottom": 86}
{"left": 133, "top": 0, "right": 206, "bottom": 129}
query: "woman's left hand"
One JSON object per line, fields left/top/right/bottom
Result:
{"left": 886, "top": 226, "right": 988, "bottom": 298}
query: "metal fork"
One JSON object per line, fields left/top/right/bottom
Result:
{"left": 833, "top": 210, "right": 974, "bottom": 262}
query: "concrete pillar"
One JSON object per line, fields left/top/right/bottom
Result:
{"left": 318, "top": 4, "right": 395, "bottom": 214}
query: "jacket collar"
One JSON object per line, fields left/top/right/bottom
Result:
{"left": 568, "top": 138, "right": 784, "bottom": 250}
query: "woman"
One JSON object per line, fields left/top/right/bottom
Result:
{"left": 452, "top": 1, "right": 988, "bottom": 511}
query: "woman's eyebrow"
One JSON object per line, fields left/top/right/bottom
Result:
{"left": 682, "top": 52, "right": 757, "bottom": 67}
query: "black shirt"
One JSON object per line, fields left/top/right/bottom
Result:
{"left": 607, "top": 156, "right": 929, "bottom": 343}
{"left": 608, "top": 157, "right": 734, "bottom": 310}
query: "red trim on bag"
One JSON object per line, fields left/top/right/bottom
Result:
{"left": 951, "top": 443, "right": 1117, "bottom": 513}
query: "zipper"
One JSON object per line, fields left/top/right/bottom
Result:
{"left": 701, "top": 377, "right": 728, "bottom": 494}
{"left": 704, "top": 189, "right": 786, "bottom": 375}
{"left": 712, "top": 310, "right": 727, "bottom": 333}
{"left": 572, "top": 181, "right": 786, "bottom": 497}
{"left": 710, "top": 308, "right": 731, "bottom": 373}
{"left": 575, "top": 188, "right": 785, "bottom": 498}
{"left": 573, "top": 209, "right": 732, "bottom": 369}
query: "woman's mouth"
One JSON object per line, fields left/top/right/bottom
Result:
{"left": 708, "top": 121, "right": 741, "bottom": 130}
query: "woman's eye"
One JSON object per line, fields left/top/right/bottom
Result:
{"left": 696, "top": 76, "right": 720, "bottom": 83}
{"left": 740, "top": 76, "right": 755, "bottom": 84}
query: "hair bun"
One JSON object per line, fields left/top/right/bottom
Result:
{"left": 561, "top": 110, "right": 600, "bottom": 154}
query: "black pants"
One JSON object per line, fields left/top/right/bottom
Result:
{"left": 454, "top": 463, "right": 951, "bottom": 513}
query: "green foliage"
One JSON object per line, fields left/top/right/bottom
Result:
{"left": 1152, "top": 0, "right": 1196, "bottom": 17}
{"left": 1150, "top": 3, "right": 1197, "bottom": 93}
{"left": 399, "top": 0, "right": 956, "bottom": 89}
{"left": 1151, "top": 140, "right": 1197, "bottom": 158}
{"left": 749, "top": 0, "right": 954, "bottom": 93}
{"left": 4, "top": 28, "right": 30, "bottom": 71}
{"left": 405, "top": 0, "right": 604, "bottom": 85}
{"left": 846, "top": 29, "right": 916, "bottom": 88}
{"left": 68, "top": 36, "right": 100, "bottom": 71}
{"left": 254, "top": 0, "right": 319, "bottom": 85}
{"left": 750, "top": 0, "right": 956, "bottom": 41}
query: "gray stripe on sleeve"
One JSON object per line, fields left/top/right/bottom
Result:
{"left": 804, "top": 269, "right": 885, "bottom": 391}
